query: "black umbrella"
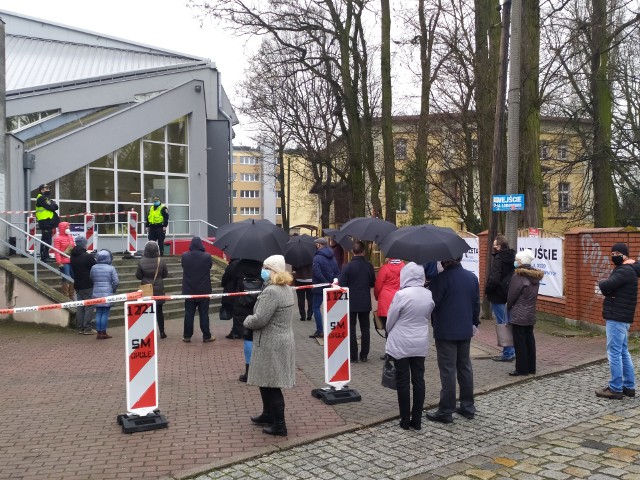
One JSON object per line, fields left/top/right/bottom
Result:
{"left": 338, "top": 217, "right": 397, "bottom": 243}
{"left": 284, "top": 234, "right": 316, "bottom": 268}
{"left": 379, "top": 225, "right": 470, "bottom": 263}
{"left": 322, "top": 228, "right": 354, "bottom": 251}
{"left": 213, "top": 218, "right": 289, "bottom": 262}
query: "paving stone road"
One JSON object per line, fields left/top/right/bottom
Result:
{"left": 195, "top": 362, "right": 640, "bottom": 480}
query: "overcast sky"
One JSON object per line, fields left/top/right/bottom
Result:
{"left": 0, "top": 0, "right": 256, "bottom": 145}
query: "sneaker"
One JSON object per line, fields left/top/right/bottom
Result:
{"left": 83, "top": 329, "right": 96, "bottom": 335}
{"left": 595, "top": 386, "right": 623, "bottom": 400}
{"left": 492, "top": 356, "right": 515, "bottom": 362}
{"left": 309, "top": 332, "right": 323, "bottom": 339}
{"left": 77, "top": 329, "right": 84, "bottom": 334}
{"left": 203, "top": 336, "right": 216, "bottom": 343}
{"left": 623, "top": 387, "right": 636, "bottom": 398}
{"left": 182, "top": 337, "right": 191, "bottom": 343}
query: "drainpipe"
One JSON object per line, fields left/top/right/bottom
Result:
{"left": 217, "top": 71, "right": 234, "bottom": 224}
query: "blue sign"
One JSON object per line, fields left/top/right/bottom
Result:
{"left": 492, "top": 194, "right": 525, "bottom": 212}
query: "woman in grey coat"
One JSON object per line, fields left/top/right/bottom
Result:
{"left": 385, "top": 262, "right": 435, "bottom": 430}
{"left": 136, "top": 241, "right": 169, "bottom": 338}
{"left": 244, "top": 254, "right": 295, "bottom": 437}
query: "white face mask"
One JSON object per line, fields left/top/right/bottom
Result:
{"left": 437, "top": 262, "right": 444, "bottom": 273}
{"left": 65, "top": 229, "right": 71, "bottom": 235}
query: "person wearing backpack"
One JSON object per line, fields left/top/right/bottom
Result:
{"left": 485, "top": 234, "right": 516, "bottom": 362}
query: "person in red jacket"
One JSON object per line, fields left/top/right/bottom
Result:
{"left": 375, "top": 258, "right": 405, "bottom": 359}
{"left": 53, "top": 221, "right": 76, "bottom": 299}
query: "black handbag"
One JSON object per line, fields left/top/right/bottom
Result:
{"left": 219, "top": 304, "right": 233, "bottom": 320}
{"left": 381, "top": 358, "right": 397, "bottom": 390}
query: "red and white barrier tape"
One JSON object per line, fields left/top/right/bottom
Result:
{"left": 0, "top": 283, "right": 332, "bottom": 316}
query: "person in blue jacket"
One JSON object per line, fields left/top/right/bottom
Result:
{"left": 426, "top": 256, "right": 480, "bottom": 424}
{"left": 310, "top": 238, "right": 339, "bottom": 338}
{"left": 90, "top": 250, "right": 119, "bottom": 339}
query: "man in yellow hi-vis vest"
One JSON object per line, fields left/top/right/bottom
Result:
{"left": 35, "top": 184, "right": 60, "bottom": 262}
{"left": 146, "top": 195, "right": 169, "bottom": 256}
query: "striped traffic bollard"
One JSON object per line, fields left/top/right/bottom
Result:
{"left": 84, "top": 213, "right": 96, "bottom": 251}
{"left": 127, "top": 210, "right": 138, "bottom": 254}
{"left": 118, "top": 300, "right": 168, "bottom": 433}
{"left": 26, "top": 215, "right": 36, "bottom": 255}
{"left": 311, "top": 285, "right": 361, "bottom": 405}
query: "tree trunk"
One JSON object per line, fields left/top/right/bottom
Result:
{"left": 590, "top": 0, "right": 618, "bottom": 227}
{"left": 519, "top": 0, "right": 543, "bottom": 228}
{"left": 474, "top": 0, "right": 501, "bottom": 230}
{"left": 380, "top": 0, "right": 395, "bottom": 223}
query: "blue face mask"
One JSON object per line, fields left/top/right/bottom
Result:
{"left": 153, "top": 201, "right": 160, "bottom": 207}
{"left": 514, "top": 261, "right": 519, "bottom": 268}
{"left": 261, "top": 269, "right": 271, "bottom": 283}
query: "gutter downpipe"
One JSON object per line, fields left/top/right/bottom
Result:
{"left": 217, "top": 71, "right": 234, "bottom": 225}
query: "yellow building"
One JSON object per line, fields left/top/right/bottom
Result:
{"left": 283, "top": 115, "right": 592, "bottom": 234}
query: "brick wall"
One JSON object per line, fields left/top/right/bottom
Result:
{"left": 478, "top": 228, "right": 640, "bottom": 331}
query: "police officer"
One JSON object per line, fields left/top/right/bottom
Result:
{"left": 146, "top": 195, "right": 169, "bottom": 256}
{"left": 35, "top": 184, "right": 59, "bottom": 262}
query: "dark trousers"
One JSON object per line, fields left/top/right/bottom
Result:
{"left": 39, "top": 226, "right": 53, "bottom": 258}
{"left": 295, "top": 281, "right": 313, "bottom": 320}
{"left": 156, "top": 302, "right": 165, "bottom": 334}
{"left": 232, "top": 314, "right": 247, "bottom": 337}
{"left": 393, "top": 356, "right": 425, "bottom": 422}
{"left": 148, "top": 227, "right": 165, "bottom": 256}
{"left": 512, "top": 324, "right": 536, "bottom": 374}
{"left": 434, "top": 339, "right": 475, "bottom": 415}
{"left": 183, "top": 299, "right": 211, "bottom": 340}
{"left": 350, "top": 311, "right": 370, "bottom": 360}
{"left": 259, "top": 387, "right": 285, "bottom": 423}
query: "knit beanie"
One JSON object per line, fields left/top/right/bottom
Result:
{"left": 263, "top": 254, "right": 286, "bottom": 273}
{"left": 611, "top": 243, "right": 629, "bottom": 257}
{"left": 75, "top": 236, "right": 87, "bottom": 249}
{"left": 515, "top": 248, "right": 535, "bottom": 265}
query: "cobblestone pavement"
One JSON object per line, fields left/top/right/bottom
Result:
{"left": 196, "top": 362, "right": 640, "bottom": 480}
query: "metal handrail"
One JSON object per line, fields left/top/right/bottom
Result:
{"left": 0, "top": 217, "right": 72, "bottom": 282}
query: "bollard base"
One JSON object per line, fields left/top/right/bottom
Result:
{"left": 116, "top": 411, "right": 169, "bottom": 434}
{"left": 311, "top": 386, "right": 361, "bottom": 405}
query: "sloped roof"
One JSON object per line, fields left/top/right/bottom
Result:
{"left": 0, "top": 9, "right": 213, "bottom": 93}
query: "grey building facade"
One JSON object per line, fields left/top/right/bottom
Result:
{"left": 2, "top": 10, "right": 235, "bottom": 251}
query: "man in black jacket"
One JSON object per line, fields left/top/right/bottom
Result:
{"left": 181, "top": 237, "right": 214, "bottom": 343}
{"left": 485, "top": 234, "right": 516, "bottom": 362}
{"left": 69, "top": 236, "right": 96, "bottom": 334}
{"left": 35, "top": 184, "right": 59, "bottom": 262}
{"left": 595, "top": 242, "right": 640, "bottom": 399}
{"left": 339, "top": 241, "right": 376, "bottom": 362}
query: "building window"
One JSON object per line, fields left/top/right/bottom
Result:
{"left": 540, "top": 141, "right": 549, "bottom": 159}
{"left": 542, "top": 182, "right": 550, "bottom": 207}
{"left": 233, "top": 173, "right": 237, "bottom": 181}
{"left": 276, "top": 207, "right": 283, "bottom": 215}
{"left": 558, "top": 141, "right": 568, "bottom": 160}
{"left": 558, "top": 182, "right": 570, "bottom": 212}
{"left": 232, "top": 207, "right": 237, "bottom": 215}
{"left": 232, "top": 190, "right": 237, "bottom": 198}
{"left": 241, "top": 173, "right": 260, "bottom": 181}
{"left": 241, "top": 207, "right": 260, "bottom": 215}
{"left": 7, "top": 109, "right": 59, "bottom": 132}
{"left": 35, "top": 116, "right": 191, "bottom": 235}
{"left": 240, "top": 155, "right": 259, "bottom": 165}
{"left": 394, "top": 139, "right": 407, "bottom": 160}
{"left": 240, "top": 190, "right": 260, "bottom": 198}
{"left": 396, "top": 182, "right": 408, "bottom": 212}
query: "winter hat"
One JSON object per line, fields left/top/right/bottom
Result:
{"left": 263, "top": 254, "right": 286, "bottom": 273}
{"left": 75, "top": 236, "right": 87, "bottom": 249}
{"left": 611, "top": 242, "right": 629, "bottom": 257}
{"left": 314, "top": 237, "right": 327, "bottom": 246}
{"left": 516, "top": 249, "right": 535, "bottom": 266}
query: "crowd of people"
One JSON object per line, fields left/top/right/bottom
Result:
{"left": 40, "top": 217, "right": 640, "bottom": 435}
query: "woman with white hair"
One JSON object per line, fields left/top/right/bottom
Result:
{"left": 507, "top": 249, "right": 544, "bottom": 377}
{"left": 244, "top": 255, "right": 296, "bottom": 437}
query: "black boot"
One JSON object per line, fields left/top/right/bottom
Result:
{"left": 251, "top": 388, "right": 273, "bottom": 425}
{"left": 262, "top": 391, "right": 287, "bottom": 436}
{"left": 239, "top": 364, "right": 249, "bottom": 382}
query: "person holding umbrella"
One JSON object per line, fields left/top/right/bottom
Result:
{"left": 310, "top": 238, "right": 339, "bottom": 338}
{"left": 284, "top": 234, "right": 316, "bottom": 322}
